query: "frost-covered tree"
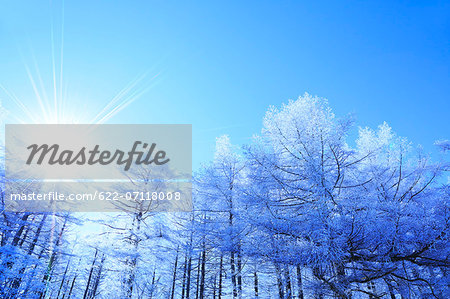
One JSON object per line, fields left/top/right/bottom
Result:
{"left": 244, "top": 94, "right": 449, "bottom": 298}
{"left": 195, "top": 135, "right": 247, "bottom": 298}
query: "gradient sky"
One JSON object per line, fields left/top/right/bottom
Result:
{"left": 0, "top": 1, "right": 449, "bottom": 168}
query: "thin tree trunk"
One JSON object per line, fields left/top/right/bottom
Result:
{"left": 56, "top": 258, "right": 71, "bottom": 299}
{"left": 237, "top": 249, "right": 242, "bottom": 299}
{"left": 196, "top": 253, "right": 201, "bottom": 299}
{"left": 18, "top": 215, "right": 35, "bottom": 247}
{"left": 296, "top": 265, "right": 304, "bottom": 299}
{"left": 28, "top": 214, "right": 47, "bottom": 255}
{"left": 275, "top": 263, "right": 284, "bottom": 299}
{"left": 218, "top": 255, "right": 223, "bottom": 299}
{"left": 170, "top": 248, "right": 179, "bottom": 299}
{"left": 284, "top": 266, "right": 292, "bottom": 299}
{"left": 11, "top": 213, "right": 31, "bottom": 246}
{"left": 213, "top": 275, "right": 217, "bottom": 299}
{"left": 125, "top": 214, "right": 141, "bottom": 299}
{"left": 149, "top": 270, "right": 156, "bottom": 299}
{"left": 254, "top": 271, "right": 259, "bottom": 297}
{"left": 200, "top": 244, "right": 206, "bottom": 299}
{"left": 186, "top": 256, "right": 192, "bottom": 299}
{"left": 83, "top": 249, "right": 98, "bottom": 299}
{"left": 67, "top": 274, "right": 77, "bottom": 299}
{"left": 229, "top": 193, "right": 237, "bottom": 299}
{"left": 230, "top": 252, "right": 238, "bottom": 298}
{"left": 91, "top": 254, "right": 105, "bottom": 299}
{"left": 182, "top": 255, "right": 188, "bottom": 299}
{"left": 1, "top": 213, "right": 13, "bottom": 246}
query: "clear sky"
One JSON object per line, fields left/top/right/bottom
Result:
{"left": 0, "top": 1, "right": 448, "bottom": 168}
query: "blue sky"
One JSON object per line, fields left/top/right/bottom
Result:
{"left": 0, "top": 1, "right": 449, "bottom": 168}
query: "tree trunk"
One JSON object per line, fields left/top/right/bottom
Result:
{"left": 284, "top": 266, "right": 292, "bottom": 299}
{"left": 18, "top": 215, "right": 35, "bottom": 247}
{"left": 186, "top": 256, "right": 192, "bottom": 299}
{"left": 275, "top": 263, "right": 285, "bottom": 299}
{"left": 56, "top": 258, "right": 71, "bottom": 299}
{"left": 149, "top": 270, "right": 156, "bottom": 299}
{"left": 125, "top": 213, "right": 141, "bottom": 298}
{"left": 67, "top": 274, "right": 77, "bottom": 299}
{"left": 237, "top": 248, "right": 242, "bottom": 299}
{"left": 196, "top": 253, "right": 201, "bottom": 299}
{"left": 83, "top": 249, "right": 98, "bottom": 299}
{"left": 200, "top": 245, "right": 206, "bottom": 299}
{"left": 91, "top": 254, "right": 105, "bottom": 299}
{"left": 218, "top": 255, "right": 223, "bottom": 299}
{"left": 254, "top": 271, "right": 259, "bottom": 297}
{"left": 212, "top": 275, "right": 216, "bottom": 298}
{"left": 170, "top": 249, "right": 179, "bottom": 299}
{"left": 11, "top": 213, "right": 31, "bottom": 246}
{"left": 296, "top": 265, "right": 304, "bottom": 299}
{"left": 182, "top": 255, "right": 188, "bottom": 299}
{"left": 230, "top": 252, "right": 238, "bottom": 298}
{"left": 28, "top": 214, "right": 48, "bottom": 255}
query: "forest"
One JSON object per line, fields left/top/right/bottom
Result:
{"left": 0, "top": 94, "right": 448, "bottom": 298}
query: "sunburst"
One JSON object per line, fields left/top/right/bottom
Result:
{"left": 0, "top": 1, "right": 159, "bottom": 125}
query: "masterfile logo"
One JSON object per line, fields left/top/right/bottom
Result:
{"left": 4, "top": 124, "right": 192, "bottom": 212}
{"left": 25, "top": 141, "right": 170, "bottom": 170}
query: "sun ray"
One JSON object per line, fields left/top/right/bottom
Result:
{"left": 58, "top": 0, "right": 65, "bottom": 123}
{"left": 90, "top": 71, "right": 161, "bottom": 124}
{"left": 90, "top": 72, "right": 148, "bottom": 123}
{"left": 24, "top": 64, "right": 50, "bottom": 122}
{"left": 0, "top": 84, "right": 39, "bottom": 124}
{"left": 50, "top": 0, "right": 60, "bottom": 123}
{"left": 31, "top": 50, "right": 52, "bottom": 115}
{"left": 95, "top": 80, "right": 159, "bottom": 124}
